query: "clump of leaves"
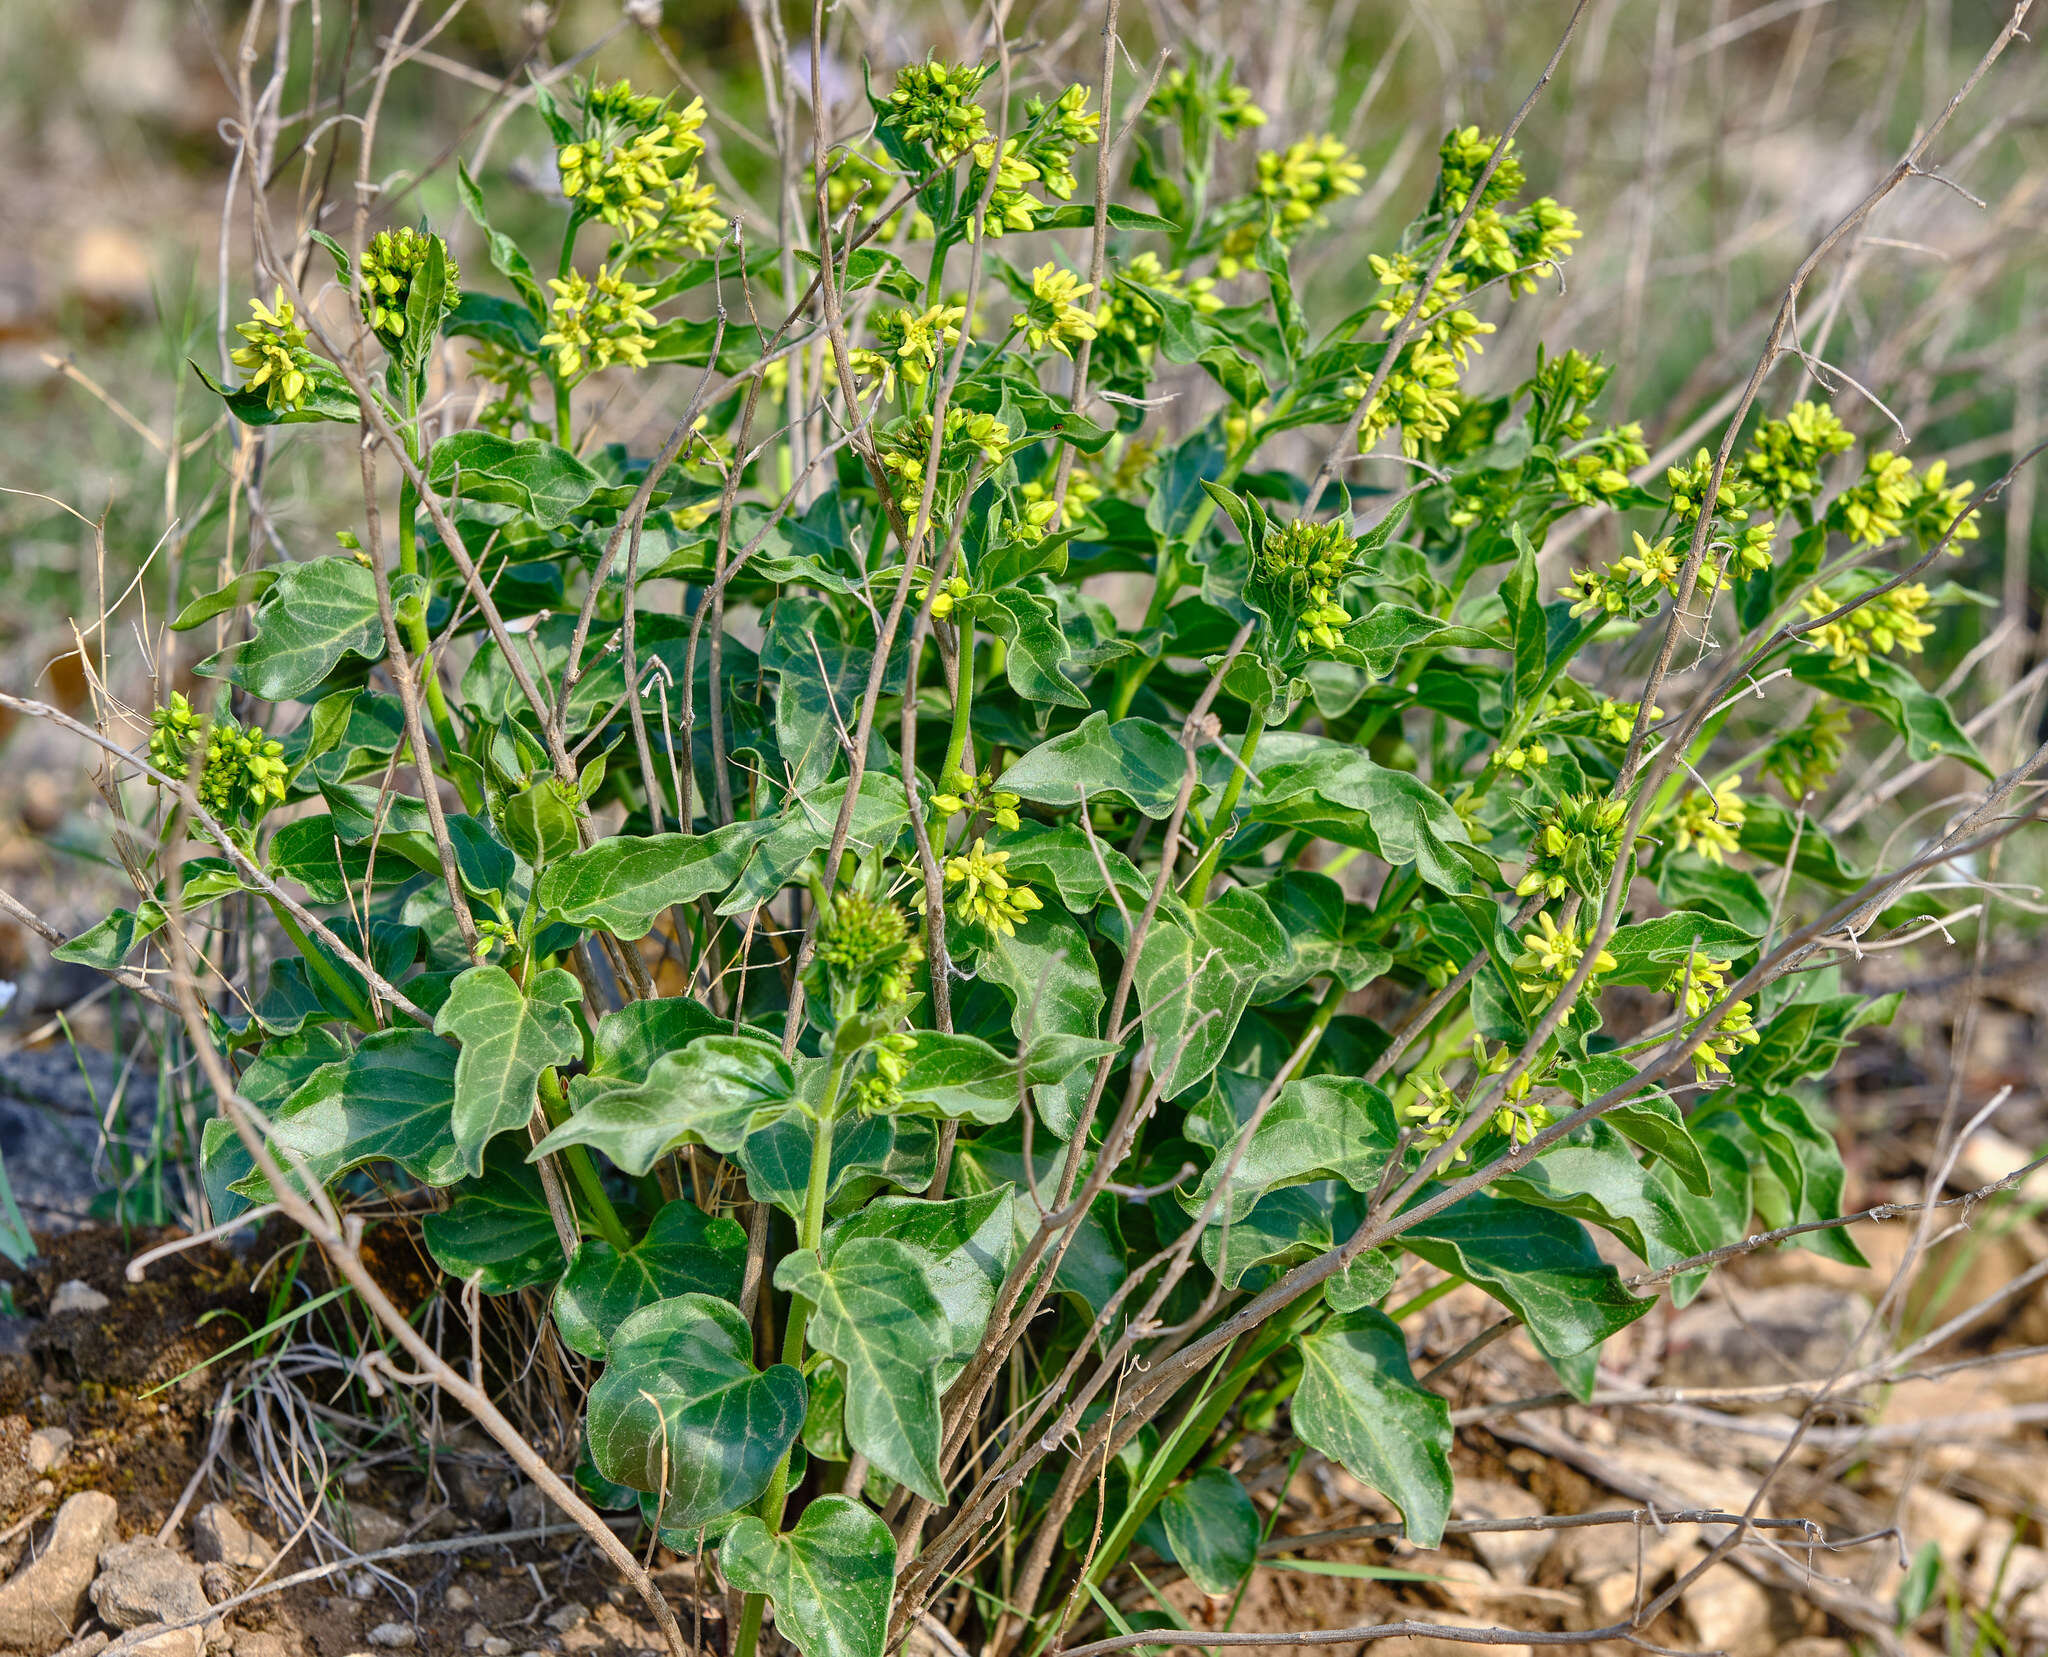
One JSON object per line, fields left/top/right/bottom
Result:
{"left": 80, "top": 44, "right": 2012, "bottom": 1657}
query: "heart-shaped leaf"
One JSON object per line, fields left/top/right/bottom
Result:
{"left": 554, "top": 1199, "right": 748, "bottom": 1359}
{"left": 720, "top": 1497, "right": 895, "bottom": 1657}
{"left": 434, "top": 965, "right": 583, "bottom": 1174}
{"left": 586, "top": 1294, "right": 805, "bottom": 1528}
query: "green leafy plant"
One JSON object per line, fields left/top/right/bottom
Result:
{"left": 47, "top": 31, "right": 2042, "bottom": 1657}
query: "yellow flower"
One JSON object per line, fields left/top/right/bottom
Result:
{"left": 1668, "top": 783, "right": 1747, "bottom": 865}
{"left": 1013, "top": 263, "right": 1097, "bottom": 356}
{"left": 540, "top": 265, "right": 658, "bottom": 379}
{"left": 872, "top": 304, "right": 965, "bottom": 386}
{"left": 228, "top": 287, "right": 316, "bottom": 411}
{"left": 1799, "top": 582, "right": 1937, "bottom": 677}
{"left": 1512, "top": 912, "right": 1615, "bottom": 999}
{"left": 942, "top": 838, "right": 1042, "bottom": 936}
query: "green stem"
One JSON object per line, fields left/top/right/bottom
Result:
{"left": 1388, "top": 1275, "right": 1462, "bottom": 1322}
{"left": 940, "top": 613, "right": 977, "bottom": 787}
{"left": 1185, "top": 710, "right": 1266, "bottom": 907}
{"left": 538, "top": 1069, "right": 632, "bottom": 1253}
{"left": 733, "top": 1064, "right": 850, "bottom": 1657}
{"left": 265, "top": 898, "right": 375, "bottom": 1031}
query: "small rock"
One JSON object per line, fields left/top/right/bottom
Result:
{"left": 445, "top": 1584, "right": 475, "bottom": 1612}
{"left": 1451, "top": 1479, "right": 1553, "bottom": 1582}
{"left": 544, "top": 1604, "right": 588, "bottom": 1634}
{"left": 201, "top": 1562, "right": 239, "bottom": 1604}
{"left": 53, "top": 1634, "right": 111, "bottom": 1657}
{"left": 1681, "top": 1568, "right": 1775, "bottom": 1656}
{"left": 32, "top": 1480, "right": 54, "bottom": 1500}
{"left": 191, "top": 1505, "right": 269, "bottom": 1573}
{"left": 232, "top": 1634, "right": 305, "bottom": 1657}
{"left": 0, "top": 1490, "right": 120, "bottom": 1652}
{"left": 1903, "top": 1484, "right": 1985, "bottom": 1564}
{"left": 90, "top": 1537, "right": 213, "bottom": 1630}
{"left": 348, "top": 1573, "right": 377, "bottom": 1600}
{"left": 48, "top": 1281, "right": 110, "bottom": 1316}
{"left": 120, "top": 1625, "right": 207, "bottom": 1657}
{"left": 462, "top": 1625, "right": 492, "bottom": 1651}
{"left": 482, "top": 1640, "right": 511, "bottom": 1657}
{"left": 367, "top": 1624, "right": 416, "bottom": 1650}
{"left": 25, "top": 1428, "right": 72, "bottom": 1475}
{"left": 333, "top": 1505, "right": 405, "bottom": 1553}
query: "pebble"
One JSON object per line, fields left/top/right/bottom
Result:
{"left": 445, "top": 1584, "right": 475, "bottom": 1612}
{"left": 367, "top": 1625, "right": 417, "bottom": 1650}
{"left": 49, "top": 1280, "right": 110, "bottom": 1315}
{"left": 544, "top": 1603, "right": 588, "bottom": 1633}
{"left": 27, "top": 1425, "right": 74, "bottom": 1473}
{"left": 348, "top": 1572, "right": 379, "bottom": 1599}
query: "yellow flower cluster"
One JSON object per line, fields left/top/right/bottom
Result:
{"left": 942, "top": 838, "right": 1042, "bottom": 936}
{"left": 1512, "top": 913, "right": 1615, "bottom": 1001}
{"left": 540, "top": 265, "right": 658, "bottom": 378}
{"left": 1668, "top": 783, "right": 1746, "bottom": 864}
{"left": 559, "top": 86, "right": 718, "bottom": 250}
{"left": 357, "top": 227, "right": 459, "bottom": 346}
{"left": 1799, "top": 581, "right": 1937, "bottom": 677}
{"left": 1013, "top": 264, "right": 1097, "bottom": 356}
{"left": 1667, "top": 956, "right": 1760, "bottom": 1082}
{"left": 887, "top": 59, "right": 991, "bottom": 157}
{"left": 931, "top": 769, "right": 1022, "bottom": 832}
{"left": 871, "top": 303, "right": 965, "bottom": 388}
{"left": 229, "top": 287, "right": 316, "bottom": 413}
{"left": 1741, "top": 399, "right": 1853, "bottom": 510}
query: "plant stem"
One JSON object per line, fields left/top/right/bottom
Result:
{"left": 1185, "top": 708, "right": 1266, "bottom": 906}
{"left": 732, "top": 1055, "right": 852, "bottom": 1657}
{"left": 538, "top": 1069, "right": 632, "bottom": 1252}
{"left": 940, "top": 613, "right": 977, "bottom": 786}
{"left": 265, "top": 897, "right": 375, "bottom": 1030}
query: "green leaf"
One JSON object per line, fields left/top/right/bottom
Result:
{"left": 993, "top": 824, "right": 1148, "bottom": 914}
{"left": 776, "top": 1237, "right": 952, "bottom": 1502}
{"left": 951, "top": 1123, "right": 1126, "bottom": 1313}
{"left": 1251, "top": 738, "right": 1484, "bottom": 895}
{"left": 1134, "top": 885, "right": 1288, "bottom": 1099}
{"left": 499, "top": 780, "right": 585, "bottom": 870}
{"left": 1789, "top": 653, "right": 1988, "bottom": 774}
{"left": 969, "top": 903, "right": 1107, "bottom": 1139}
{"left": 1492, "top": 1122, "right": 1707, "bottom": 1271}
{"left": 1249, "top": 870, "right": 1392, "bottom": 999}
{"left": 1293, "top": 1308, "right": 1453, "bottom": 1545}
{"left": 539, "top": 830, "right": 761, "bottom": 940}
{"left": 1655, "top": 861, "right": 1773, "bottom": 937}
{"left": 894, "top": 1031, "right": 1116, "bottom": 1124}
{"left": 1202, "top": 1183, "right": 1333, "bottom": 1291}
{"left": 425, "top": 432, "right": 625, "bottom": 528}
{"left": 1187, "top": 1075, "right": 1399, "bottom": 1223}
{"left": 190, "top": 357, "right": 359, "bottom": 427}
{"left": 554, "top": 1199, "right": 749, "bottom": 1359}
{"left": 1159, "top": 1469, "right": 1260, "bottom": 1596}
{"left": 537, "top": 1036, "right": 797, "bottom": 1173}
{"left": 196, "top": 556, "right": 418, "bottom": 702}
{"left": 267, "top": 815, "right": 374, "bottom": 904}
{"left": 739, "top": 1114, "right": 936, "bottom": 1219}
{"left": 589, "top": 996, "right": 728, "bottom": 1082}
{"left": 721, "top": 1497, "right": 895, "bottom": 1657}
{"left": 1325, "top": 1247, "right": 1399, "bottom": 1313}
{"left": 442, "top": 292, "right": 543, "bottom": 354}
{"left": 432, "top": 966, "right": 583, "bottom": 1175}
{"left": 1553, "top": 1056, "right": 1710, "bottom": 1196}
{"left": 1402, "top": 1195, "right": 1654, "bottom": 1397}
{"left": 227, "top": 1028, "right": 462, "bottom": 1201}
{"left": 421, "top": 1141, "right": 568, "bottom": 1293}
{"left": 982, "top": 589, "right": 1088, "bottom": 708}
{"left": 1036, "top": 202, "right": 1178, "bottom": 233}
{"left": 586, "top": 1294, "right": 805, "bottom": 1525}
{"left": 1000, "top": 712, "right": 1199, "bottom": 820}
{"left": 455, "top": 159, "right": 548, "bottom": 317}
{"left": 1602, "top": 911, "right": 1759, "bottom": 986}
{"left": 1501, "top": 525, "right": 1547, "bottom": 711}
{"left": 822, "top": 1190, "right": 1014, "bottom": 1370}
{"left": 171, "top": 568, "right": 278, "bottom": 631}
{"left": 1336, "top": 605, "right": 1495, "bottom": 678}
